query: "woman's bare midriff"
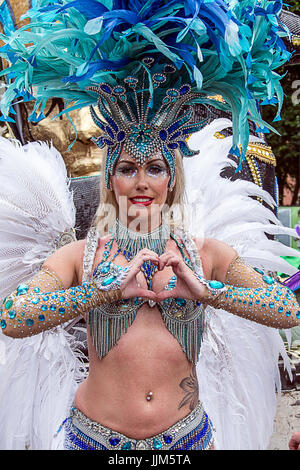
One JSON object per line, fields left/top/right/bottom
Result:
{"left": 74, "top": 237, "right": 205, "bottom": 440}
{"left": 75, "top": 304, "right": 194, "bottom": 439}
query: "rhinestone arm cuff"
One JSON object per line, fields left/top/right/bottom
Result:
{"left": 198, "top": 257, "right": 300, "bottom": 329}
{"left": 0, "top": 267, "right": 122, "bottom": 338}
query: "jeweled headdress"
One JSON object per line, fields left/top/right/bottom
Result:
{"left": 0, "top": 0, "right": 291, "bottom": 184}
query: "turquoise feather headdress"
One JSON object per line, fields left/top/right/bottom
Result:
{"left": 0, "top": 0, "right": 291, "bottom": 185}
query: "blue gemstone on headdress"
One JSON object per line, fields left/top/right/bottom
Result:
{"left": 26, "top": 318, "right": 34, "bottom": 326}
{"left": 117, "top": 131, "right": 126, "bottom": 142}
{"left": 109, "top": 437, "right": 121, "bottom": 446}
{"left": 153, "top": 74, "right": 166, "bottom": 83}
{"left": 106, "top": 126, "right": 115, "bottom": 139}
{"left": 164, "top": 65, "right": 176, "bottom": 73}
{"left": 167, "top": 143, "right": 178, "bottom": 149}
{"left": 180, "top": 85, "right": 191, "bottom": 95}
{"left": 100, "top": 84, "right": 112, "bottom": 94}
{"left": 38, "top": 314, "right": 45, "bottom": 321}
{"left": 167, "top": 89, "right": 179, "bottom": 97}
{"left": 163, "top": 435, "right": 173, "bottom": 444}
{"left": 103, "top": 138, "right": 114, "bottom": 146}
{"left": 175, "top": 298, "right": 186, "bottom": 307}
{"left": 159, "top": 129, "right": 167, "bottom": 141}
{"left": 1, "top": 320, "right": 6, "bottom": 329}
{"left": 113, "top": 86, "right": 126, "bottom": 94}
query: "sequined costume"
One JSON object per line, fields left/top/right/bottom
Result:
{"left": 64, "top": 402, "right": 213, "bottom": 451}
{"left": 0, "top": 0, "right": 299, "bottom": 452}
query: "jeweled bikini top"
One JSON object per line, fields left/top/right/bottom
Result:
{"left": 83, "top": 226, "right": 205, "bottom": 364}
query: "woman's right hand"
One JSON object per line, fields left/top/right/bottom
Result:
{"left": 119, "top": 248, "right": 159, "bottom": 301}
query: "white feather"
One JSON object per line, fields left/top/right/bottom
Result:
{"left": 184, "top": 119, "right": 298, "bottom": 450}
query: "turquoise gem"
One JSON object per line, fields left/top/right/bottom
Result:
{"left": 8, "top": 310, "right": 16, "bottom": 319}
{"left": 17, "top": 284, "right": 29, "bottom": 295}
{"left": 254, "top": 268, "right": 264, "bottom": 275}
{"left": 121, "top": 442, "right": 132, "bottom": 450}
{"left": 100, "top": 265, "right": 110, "bottom": 274}
{"left": 32, "top": 298, "right": 40, "bottom": 305}
{"left": 26, "top": 319, "right": 34, "bottom": 327}
{"left": 38, "top": 315, "right": 45, "bottom": 322}
{"left": 208, "top": 281, "right": 225, "bottom": 289}
{"left": 59, "top": 308, "right": 65, "bottom": 314}
{"left": 175, "top": 298, "right": 186, "bottom": 307}
{"left": 0, "top": 319, "right": 6, "bottom": 329}
{"left": 278, "top": 307, "right": 284, "bottom": 313}
{"left": 4, "top": 299, "right": 13, "bottom": 310}
{"left": 269, "top": 302, "right": 274, "bottom": 308}
{"left": 286, "top": 311, "right": 291, "bottom": 317}
{"left": 59, "top": 296, "right": 65, "bottom": 302}
{"left": 153, "top": 438, "right": 162, "bottom": 449}
{"left": 262, "top": 275, "right": 274, "bottom": 285}
{"left": 102, "top": 275, "right": 116, "bottom": 286}
{"left": 34, "top": 287, "right": 40, "bottom": 293}
{"left": 51, "top": 294, "right": 58, "bottom": 299}
{"left": 41, "top": 305, "right": 47, "bottom": 311}
{"left": 42, "top": 295, "right": 49, "bottom": 301}
{"left": 296, "top": 311, "right": 300, "bottom": 319}
{"left": 50, "top": 305, "right": 56, "bottom": 311}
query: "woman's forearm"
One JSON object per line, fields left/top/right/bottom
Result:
{"left": 201, "top": 257, "right": 300, "bottom": 328}
{"left": 0, "top": 267, "right": 121, "bottom": 338}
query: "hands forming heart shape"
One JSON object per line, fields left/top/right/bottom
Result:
{"left": 120, "top": 248, "right": 207, "bottom": 303}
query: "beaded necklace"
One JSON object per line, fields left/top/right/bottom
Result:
{"left": 101, "top": 220, "right": 193, "bottom": 289}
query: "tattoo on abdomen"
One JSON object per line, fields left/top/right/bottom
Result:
{"left": 178, "top": 366, "right": 199, "bottom": 411}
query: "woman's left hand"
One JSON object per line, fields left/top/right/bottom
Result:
{"left": 156, "top": 251, "right": 207, "bottom": 302}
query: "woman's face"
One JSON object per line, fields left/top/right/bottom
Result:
{"left": 110, "top": 151, "right": 172, "bottom": 230}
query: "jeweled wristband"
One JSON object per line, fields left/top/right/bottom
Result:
{"left": 195, "top": 261, "right": 300, "bottom": 329}
{"left": 0, "top": 267, "right": 122, "bottom": 338}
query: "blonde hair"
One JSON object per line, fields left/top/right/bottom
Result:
{"left": 95, "top": 149, "right": 187, "bottom": 236}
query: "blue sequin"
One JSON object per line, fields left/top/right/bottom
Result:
{"left": 0, "top": 319, "right": 6, "bottom": 329}
{"left": 34, "top": 287, "right": 40, "bottom": 293}
{"left": 285, "top": 311, "right": 291, "bottom": 317}
{"left": 59, "top": 296, "right": 65, "bottom": 302}
{"left": 26, "top": 319, "right": 34, "bottom": 326}
{"left": 17, "top": 284, "right": 29, "bottom": 295}
{"left": 32, "top": 298, "right": 40, "bottom": 304}
{"left": 38, "top": 315, "right": 45, "bottom": 321}
{"left": 109, "top": 437, "right": 120, "bottom": 446}
{"left": 59, "top": 308, "right": 65, "bottom": 314}
{"left": 41, "top": 305, "right": 47, "bottom": 311}
{"left": 50, "top": 304, "right": 56, "bottom": 311}
{"left": 8, "top": 310, "right": 16, "bottom": 319}
{"left": 262, "top": 275, "right": 274, "bottom": 285}
{"left": 121, "top": 442, "right": 132, "bottom": 450}
{"left": 153, "top": 438, "right": 162, "bottom": 449}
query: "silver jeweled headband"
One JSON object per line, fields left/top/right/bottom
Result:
{"left": 87, "top": 58, "right": 208, "bottom": 189}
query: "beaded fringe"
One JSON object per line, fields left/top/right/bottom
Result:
{"left": 88, "top": 309, "right": 137, "bottom": 360}
{"left": 161, "top": 311, "right": 204, "bottom": 364}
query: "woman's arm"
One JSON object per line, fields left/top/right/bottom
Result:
{"left": 0, "top": 240, "right": 123, "bottom": 338}
{"left": 156, "top": 238, "right": 300, "bottom": 329}
{"left": 0, "top": 244, "right": 159, "bottom": 338}
{"left": 199, "top": 239, "right": 300, "bottom": 328}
